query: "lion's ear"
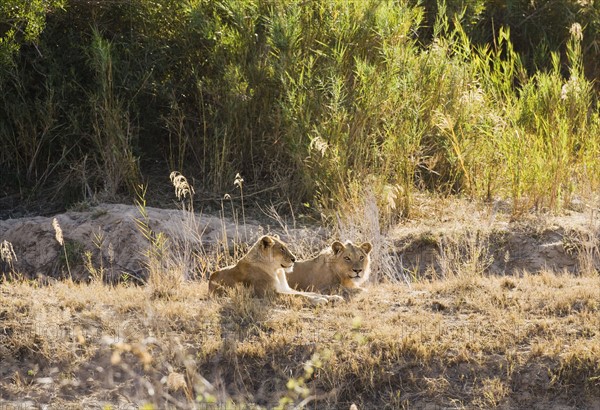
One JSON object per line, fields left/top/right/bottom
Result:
{"left": 332, "top": 241, "right": 345, "bottom": 255}
{"left": 272, "top": 233, "right": 280, "bottom": 240}
{"left": 360, "top": 242, "right": 373, "bottom": 254}
{"left": 261, "top": 235, "right": 275, "bottom": 248}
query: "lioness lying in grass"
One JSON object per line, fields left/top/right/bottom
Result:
{"left": 209, "top": 235, "right": 343, "bottom": 305}
{"left": 287, "top": 241, "right": 372, "bottom": 294}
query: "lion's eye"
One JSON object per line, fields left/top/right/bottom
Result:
{"left": 344, "top": 256, "right": 351, "bottom": 262}
{"left": 359, "top": 255, "right": 364, "bottom": 261}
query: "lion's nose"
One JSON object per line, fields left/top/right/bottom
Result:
{"left": 291, "top": 256, "right": 296, "bottom": 263}
{"left": 353, "top": 269, "right": 362, "bottom": 274}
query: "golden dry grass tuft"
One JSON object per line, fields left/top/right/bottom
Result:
{"left": 0, "top": 271, "right": 598, "bottom": 409}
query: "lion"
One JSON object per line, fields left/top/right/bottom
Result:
{"left": 287, "top": 240, "right": 373, "bottom": 294}
{"left": 209, "top": 235, "right": 343, "bottom": 305}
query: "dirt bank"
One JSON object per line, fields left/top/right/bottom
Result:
{"left": 2, "top": 202, "right": 599, "bottom": 282}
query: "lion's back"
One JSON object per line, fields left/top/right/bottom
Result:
{"left": 209, "top": 259, "right": 276, "bottom": 296}
{"left": 208, "top": 265, "right": 239, "bottom": 294}
{"left": 288, "top": 256, "right": 338, "bottom": 293}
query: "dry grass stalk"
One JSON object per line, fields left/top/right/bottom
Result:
{"left": 1, "top": 240, "right": 18, "bottom": 279}
{"left": 52, "top": 217, "right": 63, "bottom": 246}
{"left": 170, "top": 171, "right": 195, "bottom": 203}
{"left": 1, "top": 240, "right": 17, "bottom": 265}
{"left": 52, "top": 217, "right": 72, "bottom": 280}
{"left": 437, "top": 229, "right": 493, "bottom": 279}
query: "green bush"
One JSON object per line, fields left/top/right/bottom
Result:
{"left": 0, "top": 0, "right": 598, "bottom": 218}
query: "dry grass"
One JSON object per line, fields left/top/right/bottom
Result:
{"left": 0, "top": 271, "right": 598, "bottom": 409}
{"left": 2, "top": 176, "right": 599, "bottom": 408}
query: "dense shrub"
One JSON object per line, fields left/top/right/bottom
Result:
{"left": 1, "top": 0, "right": 599, "bottom": 217}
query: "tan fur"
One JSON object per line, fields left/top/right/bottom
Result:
{"left": 209, "top": 235, "right": 343, "bottom": 305}
{"left": 287, "top": 241, "right": 373, "bottom": 294}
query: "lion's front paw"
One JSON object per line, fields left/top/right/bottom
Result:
{"left": 327, "top": 294, "right": 345, "bottom": 303}
{"left": 310, "top": 296, "right": 329, "bottom": 306}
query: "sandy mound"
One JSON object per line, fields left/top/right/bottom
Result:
{"left": 1, "top": 202, "right": 599, "bottom": 283}
{"left": 391, "top": 207, "right": 600, "bottom": 277}
{"left": 0, "top": 204, "right": 323, "bottom": 283}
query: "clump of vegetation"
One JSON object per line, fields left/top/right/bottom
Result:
{"left": 1, "top": 0, "right": 599, "bottom": 218}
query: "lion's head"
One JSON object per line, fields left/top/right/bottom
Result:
{"left": 330, "top": 241, "right": 372, "bottom": 286}
{"left": 251, "top": 235, "right": 296, "bottom": 273}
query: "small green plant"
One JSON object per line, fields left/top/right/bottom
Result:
{"left": 84, "top": 251, "right": 103, "bottom": 283}
{"left": 276, "top": 351, "right": 328, "bottom": 410}
{"left": 87, "top": 27, "right": 140, "bottom": 199}
{"left": 134, "top": 183, "right": 178, "bottom": 296}
{"left": 83, "top": 228, "right": 117, "bottom": 284}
